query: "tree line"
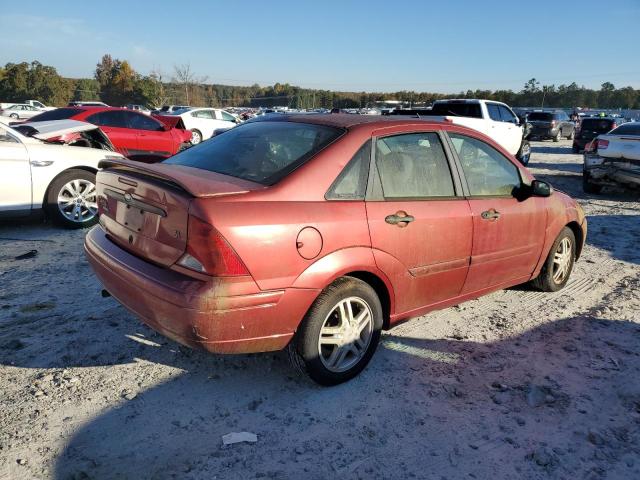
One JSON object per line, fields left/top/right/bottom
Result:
{"left": 1, "top": 56, "right": 639, "bottom": 110}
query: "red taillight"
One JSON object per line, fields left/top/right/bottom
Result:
{"left": 584, "top": 140, "right": 597, "bottom": 153}
{"left": 550, "top": 120, "right": 557, "bottom": 127}
{"left": 611, "top": 123, "right": 617, "bottom": 129}
{"left": 597, "top": 139, "right": 609, "bottom": 150}
{"left": 179, "top": 215, "right": 249, "bottom": 276}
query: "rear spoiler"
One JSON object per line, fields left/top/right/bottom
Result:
{"left": 152, "top": 114, "right": 186, "bottom": 130}
{"left": 98, "top": 158, "right": 265, "bottom": 198}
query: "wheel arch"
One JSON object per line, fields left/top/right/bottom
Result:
{"left": 42, "top": 166, "right": 98, "bottom": 212}
{"left": 566, "top": 221, "right": 584, "bottom": 260}
{"left": 343, "top": 271, "right": 392, "bottom": 330}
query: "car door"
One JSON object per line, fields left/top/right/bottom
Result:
{"left": 190, "top": 109, "right": 216, "bottom": 139}
{"left": 86, "top": 111, "right": 138, "bottom": 157}
{"left": 365, "top": 130, "right": 473, "bottom": 314}
{"left": 0, "top": 126, "right": 31, "bottom": 213}
{"left": 486, "top": 103, "right": 514, "bottom": 153}
{"left": 447, "top": 132, "right": 547, "bottom": 294}
{"left": 126, "top": 112, "right": 174, "bottom": 159}
{"left": 498, "top": 105, "right": 523, "bottom": 153}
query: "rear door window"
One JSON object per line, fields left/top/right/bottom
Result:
{"left": 164, "top": 121, "right": 342, "bottom": 185}
{"left": 87, "top": 111, "right": 129, "bottom": 128}
{"left": 375, "top": 132, "right": 455, "bottom": 198}
{"left": 431, "top": 103, "right": 482, "bottom": 118}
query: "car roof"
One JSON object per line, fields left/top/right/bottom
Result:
{"left": 247, "top": 113, "right": 455, "bottom": 130}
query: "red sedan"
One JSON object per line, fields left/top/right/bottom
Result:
{"left": 28, "top": 107, "right": 192, "bottom": 162}
{"left": 85, "top": 115, "right": 587, "bottom": 385}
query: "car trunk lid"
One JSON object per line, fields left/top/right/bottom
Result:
{"left": 599, "top": 135, "right": 640, "bottom": 162}
{"left": 97, "top": 159, "right": 265, "bottom": 267}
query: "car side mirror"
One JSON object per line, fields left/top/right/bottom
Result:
{"left": 531, "top": 180, "right": 552, "bottom": 197}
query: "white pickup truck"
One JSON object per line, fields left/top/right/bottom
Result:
{"left": 419, "top": 99, "right": 531, "bottom": 165}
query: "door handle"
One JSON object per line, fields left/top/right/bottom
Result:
{"left": 385, "top": 211, "right": 415, "bottom": 227}
{"left": 481, "top": 209, "right": 501, "bottom": 220}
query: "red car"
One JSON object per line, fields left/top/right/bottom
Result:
{"left": 85, "top": 115, "right": 587, "bottom": 385}
{"left": 28, "top": 107, "right": 192, "bottom": 162}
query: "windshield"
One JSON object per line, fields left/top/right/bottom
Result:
{"left": 29, "top": 108, "right": 83, "bottom": 122}
{"left": 527, "top": 112, "right": 553, "bottom": 121}
{"left": 164, "top": 121, "right": 343, "bottom": 185}
{"left": 610, "top": 123, "right": 640, "bottom": 136}
{"left": 431, "top": 103, "right": 482, "bottom": 118}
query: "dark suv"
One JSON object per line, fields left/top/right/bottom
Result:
{"left": 573, "top": 117, "right": 622, "bottom": 153}
{"left": 527, "top": 111, "right": 575, "bottom": 142}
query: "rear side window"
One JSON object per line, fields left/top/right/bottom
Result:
{"left": 375, "top": 132, "right": 455, "bottom": 198}
{"left": 87, "top": 111, "right": 129, "bottom": 128}
{"left": 610, "top": 123, "right": 640, "bottom": 136}
{"left": 431, "top": 103, "right": 482, "bottom": 118}
{"left": 29, "top": 108, "right": 83, "bottom": 121}
{"left": 528, "top": 112, "right": 552, "bottom": 121}
{"left": 326, "top": 141, "right": 371, "bottom": 200}
{"left": 165, "top": 121, "right": 343, "bottom": 185}
{"left": 450, "top": 133, "right": 521, "bottom": 196}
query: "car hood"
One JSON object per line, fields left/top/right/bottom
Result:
{"left": 18, "top": 120, "right": 99, "bottom": 139}
{"left": 15, "top": 120, "right": 116, "bottom": 151}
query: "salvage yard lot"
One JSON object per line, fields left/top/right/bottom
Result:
{"left": 1, "top": 140, "right": 639, "bottom": 480}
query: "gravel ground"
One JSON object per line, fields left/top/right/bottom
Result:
{"left": 1, "top": 140, "right": 639, "bottom": 480}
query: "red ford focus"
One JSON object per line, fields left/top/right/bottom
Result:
{"left": 85, "top": 114, "right": 587, "bottom": 385}
{"left": 28, "top": 107, "right": 192, "bottom": 162}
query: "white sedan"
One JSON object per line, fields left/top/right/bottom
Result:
{"left": 167, "top": 108, "right": 239, "bottom": 144}
{"left": 1, "top": 104, "right": 41, "bottom": 120}
{"left": 0, "top": 119, "right": 124, "bottom": 228}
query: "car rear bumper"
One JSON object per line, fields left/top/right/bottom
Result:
{"left": 529, "top": 127, "right": 559, "bottom": 139}
{"left": 85, "top": 226, "right": 320, "bottom": 353}
{"left": 584, "top": 155, "right": 640, "bottom": 188}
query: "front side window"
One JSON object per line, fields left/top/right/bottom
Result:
{"left": 375, "top": 132, "right": 455, "bottom": 199}
{"left": 221, "top": 111, "right": 236, "bottom": 122}
{"left": 499, "top": 105, "right": 517, "bottom": 123}
{"left": 192, "top": 110, "right": 213, "bottom": 119}
{"left": 487, "top": 104, "right": 501, "bottom": 121}
{"left": 0, "top": 126, "right": 18, "bottom": 143}
{"left": 165, "top": 121, "right": 342, "bottom": 185}
{"left": 449, "top": 133, "right": 521, "bottom": 196}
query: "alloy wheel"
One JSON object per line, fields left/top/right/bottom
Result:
{"left": 552, "top": 237, "right": 572, "bottom": 284}
{"left": 317, "top": 297, "right": 374, "bottom": 373}
{"left": 57, "top": 179, "right": 98, "bottom": 224}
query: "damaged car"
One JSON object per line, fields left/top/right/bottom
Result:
{"left": 583, "top": 122, "right": 640, "bottom": 194}
{"left": 0, "top": 119, "right": 124, "bottom": 228}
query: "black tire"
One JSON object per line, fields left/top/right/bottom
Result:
{"left": 516, "top": 140, "right": 531, "bottom": 166}
{"left": 288, "top": 276, "right": 383, "bottom": 386}
{"left": 553, "top": 130, "right": 561, "bottom": 142}
{"left": 531, "top": 227, "right": 576, "bottom": 292}
{"left": 10, "top": 113, "right": 18, "bottom": 119}
{"left": 582, "top": 173, "right": 602, "bottom": 194}
{"left": 190, "top": 129, "right": 202, "bottom": 145}
{"left": 45, "top": 169, "right": 99, "bottom": 229}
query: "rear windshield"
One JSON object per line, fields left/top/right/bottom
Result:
{"left": 610, "top": 123, "right": 640, "bottom": 136}
{"left": 29, "top": 108, "right": 83, "bottom": 122}
{"left": 527, "top": 112, "right": 553, "bottom": 121}
{"left": 164, "top": 121, "right": 343, "bottom": 185}
{"left": 431, "top": 103, "right": 482, "bottom": 118}
{"left": 580, "top": 119, "right": 615, "bottom": 132}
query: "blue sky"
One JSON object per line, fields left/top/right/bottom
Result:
{"left": 1, "top": 0, "right": 638, "bottom": 92}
